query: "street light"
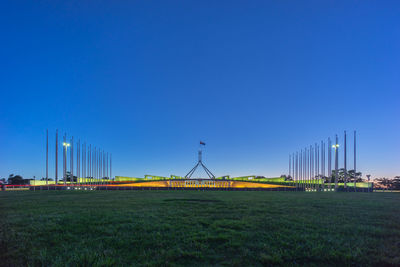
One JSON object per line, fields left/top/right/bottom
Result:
{"left": 63, "top": 142, "right": 70, "bottom": 185}
{"left": 333, "top": 136, "right": 339, "bottom": 191}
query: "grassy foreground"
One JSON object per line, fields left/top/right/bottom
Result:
{"left": 1, "top": 191, "right": 400, "bottom": 266}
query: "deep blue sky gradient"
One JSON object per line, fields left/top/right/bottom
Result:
{"left": 0, "top": 1, "right": 399, "bottom": 179}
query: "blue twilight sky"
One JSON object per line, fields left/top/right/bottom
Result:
{"left": 0, "top": 1, "right": 399, "bottom": 179}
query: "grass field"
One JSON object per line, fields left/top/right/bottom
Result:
{"left": 1, "top": 191, "right": 400, "bottom": 266}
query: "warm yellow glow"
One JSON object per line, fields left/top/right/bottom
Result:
{"left": 110, "top": 180, "right": 296, "bottom": 189}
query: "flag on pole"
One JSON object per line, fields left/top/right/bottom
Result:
{"left": 200, "top": 141, "right": 206, "bottom": 145}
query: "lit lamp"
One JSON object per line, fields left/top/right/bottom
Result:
{"left": 63, "top": 142, "right": 70, "bottom": 186}
{"left": 332, "top": 143, "right": 339, "bottom": 190}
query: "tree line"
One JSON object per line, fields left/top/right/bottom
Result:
{"left": 374, "top": 176, "right": 400, "bottom": 190}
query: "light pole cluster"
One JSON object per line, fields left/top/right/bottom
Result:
{"left": 289, "top": 131, "right": 357, "bottom": 192}
{"left": 46, "top": 129, "right": 113, "bottom": 189}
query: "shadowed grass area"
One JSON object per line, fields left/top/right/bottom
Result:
{"left": 1, "top": 191, "right": 400, "bottom": 266}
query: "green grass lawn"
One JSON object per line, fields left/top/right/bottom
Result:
{"left": 1, "top": 191, "right": 400, "bottom": 266}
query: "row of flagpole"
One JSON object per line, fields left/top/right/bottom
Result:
{"left": 45, "top": 129, "right": 112, "bottom": 187}
{"left": 289, "top": 131, "right": 357, "bottom": 191}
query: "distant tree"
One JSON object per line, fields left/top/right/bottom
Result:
{"left": 40, "top": 177, "right": 54, "bottom": 181}
{"left": 331, "top": 169, "right": 362, "bottom": 183}
{"left": 7, "top": 175, "right": 24, "bottom": 185}
{"left": 347, "top": 170, "right": 363, "bottom": 182}
{"left": 392, "top": 176, "right": 400, "bottom": 190}
{"left": 375, "top": 177, "right": 392, "bottom": 190}
{"left": 65, "top": 172, "right": 78, "bottom": 182}
{"left": 281, "top": 175, "right": 293, "bottom": 181}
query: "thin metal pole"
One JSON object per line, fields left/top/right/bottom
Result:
{"left": 301, "top": 149, "right": 304, "bottom": 190}
{"left": 292, "top": 153, "right": 295, "bottom": 188}
{"left": 98, "top": 148, "right": 100, "bottom": 185}
{"left": 76, "top": 140, "right": 78, "bottom": 186}
{"left": 317, "top": 143, "right": 319, "bottom": 191}
{"left": 98, "top": 149, "right": 100, "bottom": 185}
{"left": 99, "top": 149, "right": 101, "bottom": 185}
{"left": 96, "top": 147, "right": 97, "bottom": 185}
{"left": 99, "top": 150, "right": 103, "bottom": 184}
{"left": 93, "top": 146, "right": 95, "bottom": 185}
{"left": 94, "top": 146, "right": 96, "bottom": 185}
{"left": 83, "top": 143, "right": 86, "bottom": 185}
{"left": 322, "top": 141, "right": 324, "bottom": 190}
{"left": 289, "top": 154, "right": 291, "bottom": 183}
{"left": 304, "top": 149, "right": 306, "bottom": 190}
{"left": 304, "top": 148, "right": 306, "bottom": 190}
{"left": 300, "top": 149, "right": 302, "bottom": 190}
{"left": 63, "top": 133, "right": 67, "bottom": 186}
{"left": 90, "top": 144, "right": 92, "bottom": 185}
{"left": 110, "top": 153, "right": 112, "bottom": 181}
{"left": 304, "top": 147, "right": 311, "bottom": 191}
{"left": 328, "top": 138, "right": 331, "bottom": 190}
{"left": 95, "top": 146, "right": 97, "bottom": 185}
{"left": 46, "top": 129, "right": 48, "bottom": 186}
{"left": 315, "top": 145, "right": 317, "bottom": 190}
{"left": 77, "top": 139, "right": 80, "bottom": 186}
{"left": 94, "top": 147, "right": 96, "bottom": 185}
{"left": 306, "top": 148, "right": 309, "bottom": 190}
{"left": 335, "top": 134, "right": 339, "bottom": 191}
{"left": 89, "top": 145, "right": 91, "bottom": 185}
{"left": 55, "top": 129, "right": 58, "bottom": 185}
{"left": 298, "top": 151, "right": 300, "bottom": 189}
{"left": 88, "top": 145, "right": 91, "bottom": 185}
{"left": 71, "top": 137, "right": 73, "bottom": 186}
{"left": 90, "top": 144, "right": 92, "bottom": 186}
{"left": 354, "top": 131, "right": 357, "bottom": 192}
{"left": 311, "top": 146, "right": 313, "bottom": 190}
{"left": 344, "top": 131, "right": 347, "bottom": 190}
{"left": 84, "top": 143, "right": 85, "bottom": 185}
{"left": 296, "top": 152, "right": 299, "bottom": 191}
{"left": 62, "top": 134, "right": 64, "bottom": 185}
{"left": 307, "top": 147, "right": 310, "bottom": 190}
{"left": 315, "top": 144, "right": 317, "bottom": 190}
{"left": 311, "top": 145, "right": 313, "bottom": 190}
{"left": 310, "top": 146, "right": 312, "bottom": 190}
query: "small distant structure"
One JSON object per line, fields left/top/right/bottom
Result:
{"left": 184, "top": 142, "right": 215, "bottom": 179}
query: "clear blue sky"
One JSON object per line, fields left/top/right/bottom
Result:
{"left": 0, "top": 1, "right": 399, "bottom": 179}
